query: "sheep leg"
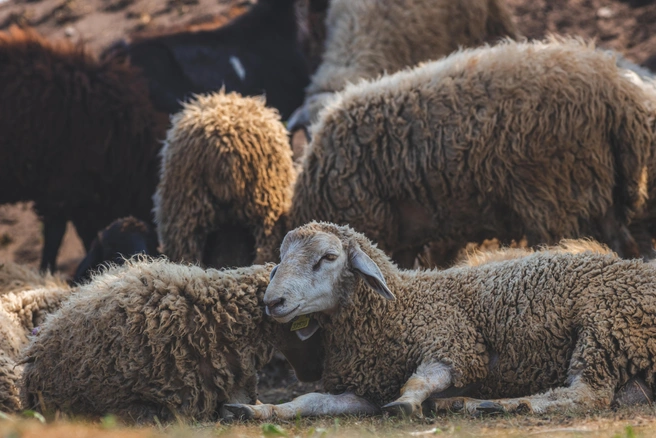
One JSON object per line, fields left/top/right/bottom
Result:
{"left": 39, "top": 215, "right": 67, "bottom": 272}
{"left": 382, "top": 362, "right": 452, "bottom": 417}
{"left": 224, "top": 392, "right": 379, "bottom": 420}
{"left": 424, "top": 374, "right": 614, "bottom": 416}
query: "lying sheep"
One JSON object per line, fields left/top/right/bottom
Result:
{"left": 226, "top": 221, "right": 656, "bottom": 419}
{"left": 0, "top": 308, "right": 27, "bottom": 413}
{"left": 73, "top": 216, "right": 160, "bottom": 284}
{"left": 0, "top": 26, "right": 164, "bottom": 271}
{"left": 0, "top": 262, "right": 67, "bottom": 295}
{"left": 103, "top": 0, "right": 309, "bottom": 120}
{"left": 454, "top": 238, "right": 614, "bottom": 268}
{"left": 153, "top": 91, "right": 296, "bottom": 269}
{"left": 289, "top": 0, "right": 518, "bottom": 132}
{"left": 0, "top": 274, "right": 72, "bottom": 412}
{"left": 20, "top": 259, "right": 323, "bottom": 423}
{"left": 286, "top": 37, "right": 654, "bottom": 268}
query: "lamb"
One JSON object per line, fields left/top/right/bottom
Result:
{"left": 153, "top": 91, "right": 296, "bottom": 269}
{"left": 286, "top": 37, "right": 654, "bottom": 268}
{"left": 225, "top": 221, "right": 656, "bottom": 420}
{"left": 73, "top": 216, "right": 160, "bottom": 284}
{"left": 0, "top": 26, "right": 164, "bottom": 271}
{"left": 288, "top": 0, "right": 519, "bottom": 133}
{"left": 20, "top": 258, "right": 323, "bottom": 423}
{"left": 102, "top": 0, "right": 310, "bottom": 120}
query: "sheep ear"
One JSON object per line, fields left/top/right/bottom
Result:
{"left": 350, "top": 246, "right": 395, "bottom": 301}
{"left": 295, "top": 318, "right": 320, "bottom": 341}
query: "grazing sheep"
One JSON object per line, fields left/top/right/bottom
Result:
{"left": 153, "top": 91, "right": 295, "bottom": 269}
{"left": 0, "top": 262, "right": 67, "bottom": 295}
{"left": 73, "top": 216, "right": 160, "bottom": 284}
{"left": 20, "top": 259, "right": 323, "bottom": 423}
{"left": 225, "top": 221, "right": 656, "bottom": 420}
{"left": 288, "top": 0, "right": 519, "bottom": 132}
{"left": 103, "top": 0, "right": 309, "bottom": 120}
{"left": 285, "top": 37, "right": 654, "bottom": 268}
{"left": 0, "top": 26, "right": 164, "bottom": 271}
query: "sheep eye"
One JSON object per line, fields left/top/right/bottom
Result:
{"left": 270, "top": 265, "right": 278, "bottom": 280}
{"left": 323, "top": 253, "right": 338, "bottom": 262}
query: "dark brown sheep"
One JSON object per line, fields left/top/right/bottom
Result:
{"left": 0, "top": 26, "right": 164, "bottom": 271}
{"left": 102, "top": 0, "right": 310, "bottom": 120}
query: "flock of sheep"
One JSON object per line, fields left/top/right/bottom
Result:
{"left": 1, "top": 0, "right": 656, "bottom": 426}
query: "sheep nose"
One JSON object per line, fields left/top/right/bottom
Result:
{"left": 265, "top": 297, "right": 285, "bottom": 316}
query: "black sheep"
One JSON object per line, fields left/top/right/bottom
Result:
{"left": 102, "top": 0, "right": 310, "bottom": 119}
{"left": 0, "top": 26, "right": 164, "bottom": 272}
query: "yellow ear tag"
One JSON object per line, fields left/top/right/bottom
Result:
{"left": 290, "top": 314, "right": 311, "bottom": 331}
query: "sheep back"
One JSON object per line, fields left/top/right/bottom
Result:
{"left": 0, "top": 262, "right": 68, "bottom": 295}
{"left": 305, "top": 0, "right": 518, "bottom": 120}
{"left": 293, "top": 38, "right": 653, "bottom": 263}
{"left": 154, "top": 91, "right": 295, "bottom": 268}
{"left": 20, "top": 259, "right": 276, "bottom": 423}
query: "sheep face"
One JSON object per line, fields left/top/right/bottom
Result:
{"left": 264, "top": 226, "right": 394, "bottom": 324}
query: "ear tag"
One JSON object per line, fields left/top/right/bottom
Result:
{"left": 290, "top": 314, "right": 311, "bottom": 331}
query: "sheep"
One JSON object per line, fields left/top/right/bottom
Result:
{"left": 73, "top": 216, "right": 160, "bottom": 284}
{"left": 20, "top": 258, "right": 324, "bottom": 423}
{"left": 284, "top": 37, "right": 655, "bottom": 268}
{"left": 102, "top": 0, "right": 310, "bottom": 120}
{"left": 224, "top": 221, "right": 656, "bottom": 420}
{"left": 288, "top": 0, "right": 519, "bottom": 134}
{"left": 0, "top": 26, "right": 164, "bottom": 272}
{"left": 153, "top": 91, "right": 296, "bottom": 269}
{"left": 0, "top": 308, "right": 27, "bottom": 413}
{"left": 0, "top": 262, "right": 67, "bottom": 295}
{"left": 0, "top": 274, "right": 72, "bottom": 412}
{"left": 453, "top": 238, "right": 614, "bottom": 268}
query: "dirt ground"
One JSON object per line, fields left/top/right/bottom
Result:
{"left": 4, "top": 405, "right": 656, "bottom": 437}
{"left": 1, "top": 0, "right": 656, "bottom": 433}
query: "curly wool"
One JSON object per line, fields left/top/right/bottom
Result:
{"left": 20, "top": 259, "right": 285, "bottom": 423}
{"left": 0, "top": 262, "right": 68, "bottom": 295}
{"left": 0, "top": 265, "right": 73, "bottom": 413}
{"left": 292, "top": 37, "right": 654, "bottom": 267}
{"left": 303, "top": 0, "right": 518, "bottom": 122}
{"left": 296, "top": 222, "right": 656, "bottom": 408}
{"left": 454, "top": 239, "right": 613, "bottom": 268}
{"left": 154, "top": 91, "right": 295, "bottom": 268}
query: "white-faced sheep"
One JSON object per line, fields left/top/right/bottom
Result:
{"left": 20, "top": 259, "right": 323, "bottom": 423}
{"left": 286, "top": 37, "right": 655, "bottom": 268}
{"left": 225, "top": 221, "right": 656, "bottom": 420}
{"left": 73, "top": 216, "right": 160, "bottom": 284}
{"left": 0, "top": 26, "right": 165, "bottom": 271}
{"left": 153, "top": 91, "right": 296, "bottom": 269}
{"left": 288, "top": 0, "right": 519, "bottom": 133}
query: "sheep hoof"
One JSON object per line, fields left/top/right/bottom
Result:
{"left": 224, "top": 403, "right": 256, "bottom": 420}
{"left": 474, "top": 401, "right": 506, "bottom": 416}
{"left": 382, "top": 401, "right": 415, "bottom": 417}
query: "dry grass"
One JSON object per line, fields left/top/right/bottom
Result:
{"left": 2, "top": 406, "right": 656, "bottom": 438}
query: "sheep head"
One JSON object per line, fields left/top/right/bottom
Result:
{"left": 264, "top": 222, "right": 395, "bottom": 328}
